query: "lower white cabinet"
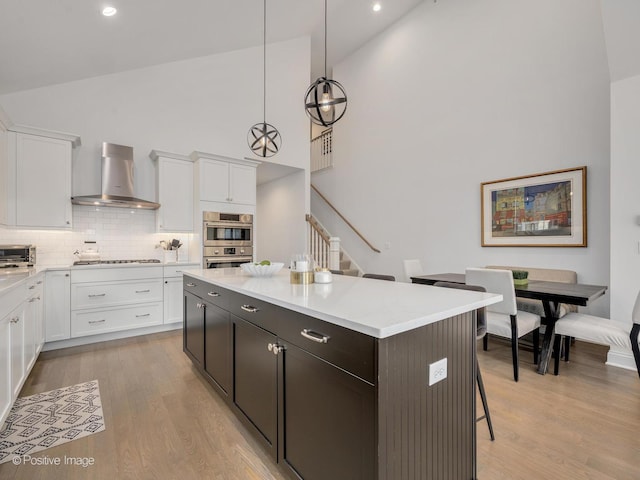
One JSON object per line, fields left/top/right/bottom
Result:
{"left": 71, "top": 303, "right": 163, "bottom": 337}
{"left": 10, "top": 306, "right": 26, "bottom": 400}
{"left": 70, "top": 266, "right": 164, "bottom": 338}
{"left": 0, "top": 311, "right": 12, "bottom": 425}
{"left": 164, "top": 264, "right": 199, "bottom": 324}
{"left": 44, "top": 270, "right": 71, "bottom": 342}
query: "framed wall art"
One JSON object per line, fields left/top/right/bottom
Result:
{"left": 481, "top": 166, "right": 587, "bottom": 247}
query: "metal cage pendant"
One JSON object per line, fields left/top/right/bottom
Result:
{"left": 248, "top": 121, "right": 281, "bottom": 158}
{"left": 304, "top": 77, "right": 347, "bottom": 127}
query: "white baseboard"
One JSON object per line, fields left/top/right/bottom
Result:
{"left": 42, "top": 322, "right": 182, "bottom": 351}
{"left": 606, "top": 347, "right": 637, "bottom": 371}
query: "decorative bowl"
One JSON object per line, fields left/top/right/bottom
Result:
{"left": 241, "top": 262, "right": 284, "bottom": 277}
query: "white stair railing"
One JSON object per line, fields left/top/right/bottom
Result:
{"left": 305, "top": 214, "right": 339, "bottom": 270}
{"left": 311, "top": 128, "right": 332, "bottom": 172}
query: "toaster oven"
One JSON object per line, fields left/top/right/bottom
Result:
{"left": 0, "top": 244, "right": 36, "bottom": 268}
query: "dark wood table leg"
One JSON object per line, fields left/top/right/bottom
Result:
{"left": 537, "top": 300, "right": 560, "bottom": 375}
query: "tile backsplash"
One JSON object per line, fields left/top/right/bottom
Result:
{"left": 0, "top": 205, "right": 194, "bottom": 266}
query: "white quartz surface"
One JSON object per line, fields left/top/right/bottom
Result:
{"left": 182, "top": 268, "right": 503, "bottom": 338}
{"left": 0, "top": 267, "right": 44, "bottom": 296}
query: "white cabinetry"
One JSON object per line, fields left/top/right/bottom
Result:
{"left": 0, "top": 310, "right": 12, "bottom": 425}
{"left": 150, "top": 150, "right": 194, "bottom": 232}
{"left": 163, "top": 264, "right": 199, "bottom": 324}
{"left": 24, "top": 276, "right": 44, "bottom": 371}
{"left": 1, "top": 126, "right": 80, "bottom": 229}
{"left": 0, "top": 272, "right": 46, "bottom": 425}
{"left": 45, "top": 270, "right": 71, "bottom": 342}
{"left": 70, "top": 266, "right": 163, "bottom": 337}
{"left": 191, "top": 152, "right": 259, "bottom": 206}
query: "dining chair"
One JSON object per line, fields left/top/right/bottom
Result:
{"left": 466, "top": 268, "right": 541, "bottom": 382}
{"left": 434, "top": 281, "right": 495, "bottom": 440}
{"left": 362, "top": 273, "right": 396, "bottom": 281}
{"left": 553, "top": 289, "right": 640, "bottom": 378}
{"left": 403, "top": 259, "right": 423, "bottom": 282}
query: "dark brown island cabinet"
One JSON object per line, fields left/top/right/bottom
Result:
{"left": 183, "top": 274, "right": 478, "bottom": 480}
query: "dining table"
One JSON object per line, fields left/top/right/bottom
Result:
{"left": 411, "top": 273, "right": 608, "bottom": 375}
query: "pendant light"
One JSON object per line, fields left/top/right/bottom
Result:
{"left": 304, "top": 0, "right": 347, "bottom": 127}
{"left": 248, "top": 0, "right": 281, "bottom": 157}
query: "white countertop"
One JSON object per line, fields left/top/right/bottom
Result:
{"left": 182, "top": 268, "right": 503, "bottom": 339}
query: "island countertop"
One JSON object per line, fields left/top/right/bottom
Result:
{"left": 182, "top": 268, "right": 502, "bottom": 338}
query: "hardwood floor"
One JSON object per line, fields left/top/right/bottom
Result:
{"left": 1, "top": 331, "right": 638, "bottom": 479}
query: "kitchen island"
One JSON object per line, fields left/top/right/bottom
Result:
{"left": 182, "top": 268, "right": 501, "bottom": 480}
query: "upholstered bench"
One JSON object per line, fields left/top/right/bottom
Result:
{"left": 552, "top": 313, "right": 632, "bottom": 375}
{"left": 485, "top": 265, "right": 577, "bottom": 319}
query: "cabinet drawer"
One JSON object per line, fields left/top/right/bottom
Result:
{"left": 225, "top": 290, "right": 278, "bottom": 333}
{"left": 164, "top": 264, "right": 199, "bottom": 278}
{"left": 71, "top": 266, "right": 163, "bottom": 283}
{"left": 72, "top": 279, "right": 163, "bottom": 310}
{"left": 277, "top": 307, "right": 376, "bottom": 385}
{"left": 183, "top": 276, "right": 231, "bottom": 310}
{"left": 71, "top": 303, "right": 162, "bottom": 337}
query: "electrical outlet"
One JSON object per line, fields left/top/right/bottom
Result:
{"left": 428, "top": 358, "right": 447, "bottom": 386}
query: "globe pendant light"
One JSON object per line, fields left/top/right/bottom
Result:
{"left": 304, "top": 0, "right": 347, "bottom": 127}
{"left": 248, "top": 0, "right": 281, "bottom": 157}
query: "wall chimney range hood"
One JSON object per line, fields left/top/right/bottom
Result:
{"left": 72, "top": 142, "right": 160, "bottom": 210}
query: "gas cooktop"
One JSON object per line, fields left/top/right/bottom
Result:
{"left": 73, "top": 259, "right": 162, "bottom": 266}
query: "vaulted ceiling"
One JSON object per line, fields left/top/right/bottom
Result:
{"left": 0, "top": 0, "right": 423, "bottom": 94}
{"left": 1, "top": 1, "right": 639, "bottom": 96}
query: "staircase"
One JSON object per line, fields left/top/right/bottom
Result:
{"left": 305, "top": 214, "right": 362, "bottom": 276}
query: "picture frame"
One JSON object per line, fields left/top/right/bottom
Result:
{"left": 481, "top": 166, "right": 587, "bottom": 247}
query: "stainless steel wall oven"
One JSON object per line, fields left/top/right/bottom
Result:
{"left": 203, "top": 212, "right": 253, "bottom": 268}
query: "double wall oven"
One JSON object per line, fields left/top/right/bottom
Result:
{"left": 203, "top": 212, "right": 253, "bottom": 268}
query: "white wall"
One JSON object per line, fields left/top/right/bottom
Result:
{"left": 610, "top": 75, "right": 640, "bottom": 324}
{"left": 312, "top": 0, "right": 611, "bottom": 315}
{"left": 0, "top": 37, "right": 310, "bottom": 265}
{"left": 256, "top": 170, "right": 307, "bottom": 264}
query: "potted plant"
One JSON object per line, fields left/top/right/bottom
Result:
{"left": 512, "top": 270, "right": 529, "bottom": 286}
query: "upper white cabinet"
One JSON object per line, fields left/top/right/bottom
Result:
{"left": 150, "top": 150, "right": 194, "bottom": 232}
{"left": 191, "top": 152, "right": 259, "bottom": 206}
{"left": 0, "top": 125, "right": 80, "bottom": 229}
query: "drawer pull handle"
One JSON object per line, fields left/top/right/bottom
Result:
{"left": 89, "top": 319, "right": 106, "bottom": 324}
{"left": 207, "top": 292, "right": 220, "bottom": 297}
{"left": 241, "top": 305, "right": 259, "bottom": 313}
{"left": 10, "top": 317, "right": 19, "bottom": 324}
{"left": 186, "top": 283, "right": 196, "bottom": 287}
{"left": 196, "top": 303, "right": 204, "bottom": 309}
{"left": 136, "top": 313, "right": 151, "bottom": 318}
{"left": 176, "top": 270, "right": 182, "bottom": 273}
{"left": 136, "top": 289, "right": 151, "bottom": 293}
{"left": 88, "top": 293, "right": 106, "bottom": 298}
{"left": 29, "top": 285, "right": 35, "bottom": 290}
{"left": 37, "top": 281, "right": 43, "bottom": 285}
{"left": 301, "top": 329, "right": 330, "bottom": 344}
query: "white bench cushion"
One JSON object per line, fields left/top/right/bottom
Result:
{"left": 554, "top": 313, "right": 631, "bottom": 348}
{"left": 486, "top": 310, "right": 541, "bottom": 339}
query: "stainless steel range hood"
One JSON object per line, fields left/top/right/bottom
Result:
{"left": 72, "top": 142, "right": 160, "bottom": 210}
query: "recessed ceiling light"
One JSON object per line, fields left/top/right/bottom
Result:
{"left": 373, "top": 3, "right": 382, "bottom": 12}
{"left": 102, "top": 6, "right": 117, "bottom": 17}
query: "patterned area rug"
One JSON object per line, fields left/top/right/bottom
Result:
{"left": 0, "top": 380, "right": 105, "bottom": 464}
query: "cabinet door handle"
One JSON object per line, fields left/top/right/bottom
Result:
{"left": 241, "top": 305, "right": 259, "bottom": 313}
{"left": 65, "top": 273, "right": 70, "bottom": 277}
{"left": 207, "top": 292, "right": 220, "bottom": 297}
{"left": 196, "top": 303, "right": 204, "bottom": 309}
{"left": 136, "top": 289, "right": 151, "bottom": 293}
{"left": 88, "top": 293, "right": 106, "bottom": 298}
{"left": 136, "top": 313, "right": 151, "bottom": 318}
{"left": 267, "top": 343, "right": 284, "bottom": 355}
{"left": 10, "top": 317, "right": 20, "bottom": 324}
{"left": 29, "top": 285, "right": 36, "bottom": 290}
{"left": 88, "top": 319, "right": 106, "bottom": 324}
{"left": 301, "top": 329, "right": 330, "bottom": 344}
{"left": 37, "top": 281, "right": 43, "bottom": 285}
{"left": 186, "top": 283, "right": 196, "bottom": 287}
